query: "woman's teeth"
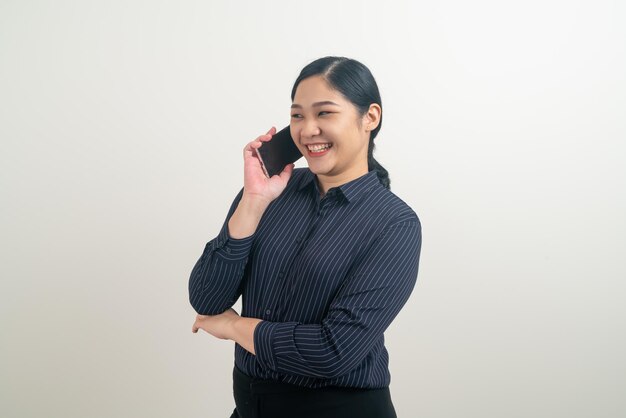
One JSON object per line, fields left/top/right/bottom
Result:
{"left": 307, "top": 144, "right": 332, "bottom": 152}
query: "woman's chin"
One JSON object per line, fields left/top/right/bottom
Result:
{"left": 307, "top": 162, "right": 331, "bottom": 175}
{"left": 306, "top": 155, "right": 334, "bottom": 169}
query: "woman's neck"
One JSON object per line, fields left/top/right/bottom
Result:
{"left": 315, "top": 163, "right": 369, "bottom": 196}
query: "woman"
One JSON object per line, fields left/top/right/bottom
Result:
{"left": 189, "top": 56, "right": 422, "bottom": 418}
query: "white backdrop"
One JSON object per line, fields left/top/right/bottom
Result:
{"left": 1, "top": 1, "right": 624, "bottom": 417}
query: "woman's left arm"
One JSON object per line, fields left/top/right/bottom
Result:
{"left": 253, "top": 217, "right": 422, "bottom": 379}
{"left": 192, "top": 216, "right": 422, "bottom": 368}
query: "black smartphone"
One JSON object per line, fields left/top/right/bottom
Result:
{"left": 254, "top": 125, "right": 303, "bottom": 178}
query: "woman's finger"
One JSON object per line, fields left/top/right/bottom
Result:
{"left": 243, "top": 127, "right": 276, "bottom": 158}
{"left": 250, "top": 140, "right": 263, "bottom": 149}
{"left": 255, "top": 133, "right": 272, "bottom": 142}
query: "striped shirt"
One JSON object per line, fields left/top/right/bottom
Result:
{"left": 188, "top": 167, "right": 422, "bottom": 389}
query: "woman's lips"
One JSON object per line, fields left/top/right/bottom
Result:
{"left": 307, "top": 144, "right": 332, "bottom": 157}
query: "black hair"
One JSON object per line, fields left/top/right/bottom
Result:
{"left": 290, "top": 56, "right": 390, "bottom": 190}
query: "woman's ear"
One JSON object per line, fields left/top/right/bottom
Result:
{"left": 363, "top": 103, "right": 381, "bottom": 131}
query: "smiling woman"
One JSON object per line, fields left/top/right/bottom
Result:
{"left": 188, "top": 56, "right": 422, "bottom": 418}
{"left": 288, "top": 59, "right": 386, "bottom": 197}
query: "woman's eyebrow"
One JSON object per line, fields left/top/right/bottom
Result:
{"left": 291, "top": 101, "right": 341, "bottom": 109}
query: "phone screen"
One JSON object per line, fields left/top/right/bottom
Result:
{"left": 254, "top": 126, "right": 303, "bottom": 178}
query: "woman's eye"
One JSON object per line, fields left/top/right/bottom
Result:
{"left": 291, "top": 112, "right": 331, "bottom": 118}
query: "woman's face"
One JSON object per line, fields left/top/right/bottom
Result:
{"left": 290, "top": 75, "right": 378, "bottom": 181}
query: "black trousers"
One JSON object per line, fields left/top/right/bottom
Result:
{"left": 230, "top": 365, "right": 397, "bottom": 418}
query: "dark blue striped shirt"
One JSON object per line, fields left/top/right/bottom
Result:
{"left": 188, "top": 168, "right": 422, "bottom": 389}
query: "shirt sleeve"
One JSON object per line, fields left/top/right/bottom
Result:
{"left": 253, "top": 217, "right": 422, "bottom": 379}
{"left": 188, "top": 187, "right": 256, "bottom": 315}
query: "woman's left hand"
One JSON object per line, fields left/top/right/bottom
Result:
{"left": 192, "top": 308, "right": 240, "bottom": 340}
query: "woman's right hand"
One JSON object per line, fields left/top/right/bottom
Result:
{"left": 242, "top": 126, "right": 295, "bottom": 205}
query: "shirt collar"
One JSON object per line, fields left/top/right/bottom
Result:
{"left": 297, "top": 168, "right": 380, "bottom": 203}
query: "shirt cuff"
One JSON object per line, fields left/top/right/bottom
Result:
{"left": 253, "top": 320, "right": 299, "bottom": 372}
{"left": 205, "top": 222, "right": 256, "bottom": 260}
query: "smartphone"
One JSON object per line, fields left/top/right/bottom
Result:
{"left": 254, "top": 125, "right": 303, "bottom": 178}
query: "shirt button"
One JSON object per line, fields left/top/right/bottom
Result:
{"left": 278, "top": 272, "right": 285, "bottom": 278}
{"left": 295, "top": 237, "right": 302, "bottom": 243}
{"left": 265, "top": 309, "right": 271, "bottom": 315}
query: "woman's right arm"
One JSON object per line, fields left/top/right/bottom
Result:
{"left": 188, "top": 191, "right": 281, "bottom": 315}
{"left": 227, "top": 194, "right": 272, "bottom": 239}
{"left": 188, "top": 126, "right": 295, "bottom": 315}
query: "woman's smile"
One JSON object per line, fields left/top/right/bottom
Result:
{"left": 306, "top": 143, "right": 333, "bottom": 157}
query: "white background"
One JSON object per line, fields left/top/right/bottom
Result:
{"left": 1, "top": 1, "right": 624, "bottom": 417}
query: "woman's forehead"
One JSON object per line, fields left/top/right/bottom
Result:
{"left": 292, "top": 77, "right": 347, "bottom": 106}
{"left": 294, "top": 76, "right": 339, "bottom": 95}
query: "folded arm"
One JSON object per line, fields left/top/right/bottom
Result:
{"left": 252, "top": 217, "right": 422, "bottom": 379}
{"left": 188, "top": 187, "right": 257, "bottom": 315}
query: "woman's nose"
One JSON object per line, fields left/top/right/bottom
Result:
{"left": 301, "top": 119, "right": 321, "bottom": 139}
